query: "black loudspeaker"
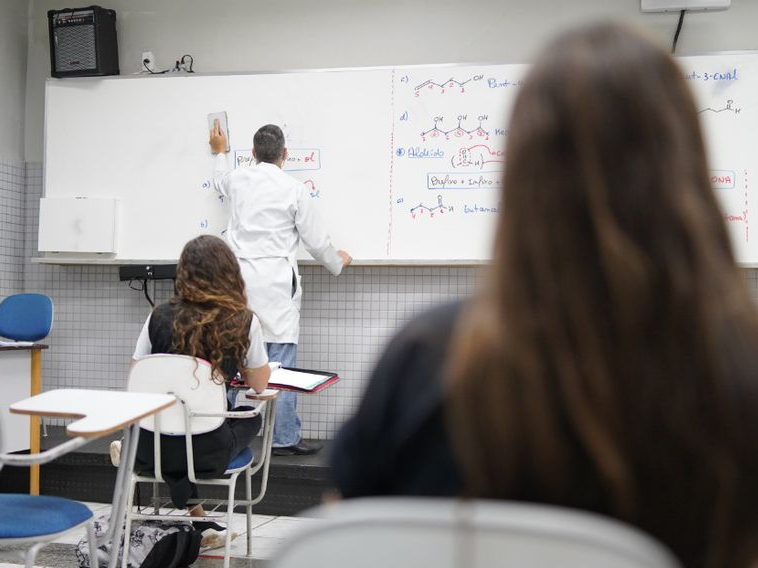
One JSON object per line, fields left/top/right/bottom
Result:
{"left": 48, "top": 6, "right": 119, "bottom": 78}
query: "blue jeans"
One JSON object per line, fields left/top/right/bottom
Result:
{"left": 267, "top": 343, "right": 301, "bottom": 447}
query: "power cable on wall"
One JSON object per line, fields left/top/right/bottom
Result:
{"left": 672, "top": 9, "right": 686, "bottom": 54}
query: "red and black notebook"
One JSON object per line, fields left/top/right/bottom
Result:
{"left": 232, "top": 364, "right": 340, "bottom": 393}
{"left": 268, "top": 367, "right": 339, "bottom": 393}
{"left": 235, "top": 365, "right": 338, "bottom": 394}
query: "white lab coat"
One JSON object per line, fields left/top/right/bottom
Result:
{"left": 213, "top": 154, "right": 343, "bottom": 344}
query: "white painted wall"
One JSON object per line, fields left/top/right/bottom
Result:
{"left": 0, "top": 0, "right": 28, "bottom": 162}
{"left": 24, "top": 0, "right": 758, "bottom": 162}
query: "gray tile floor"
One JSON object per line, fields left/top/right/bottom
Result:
{"left": 0, "top": 545, "right": 267, "bottom": 567}
{"left": 0, "top": 502, "right": 313, "bottom": 567}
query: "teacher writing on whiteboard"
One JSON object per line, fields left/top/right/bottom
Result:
{"left": 210, "top": 122, "right": 352, "bottom": 456}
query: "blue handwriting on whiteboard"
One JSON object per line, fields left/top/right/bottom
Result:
{"left": 685, "top": 68, "right": 738, "bottom": 82}
{"left": 464, "top": 203, "right": 499, "bottom": 214}
{"left": 428, "top": 172, "right": 502, "bottom": 190}
{"left": 407, "top": 147, "right": 444, "bottom": 159}
{"left": 487, "top": 78, "right": 522, "bottom": 89}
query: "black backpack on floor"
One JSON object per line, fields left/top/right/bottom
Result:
{"left": 76, "top": 514, "right": 203, "bottom": 568}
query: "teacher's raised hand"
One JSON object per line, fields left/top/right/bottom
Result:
{"left": 209, "top": 119, "right": 228, "bottom": 154}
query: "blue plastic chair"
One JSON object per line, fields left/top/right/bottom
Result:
{"left": 0, "top": 293, "right": 54, "bottom": 437}
{"left": 0, "top": 293, "right": 54, "bottom": 341}
{"left": 0, "top": 423, "right": 97, "bottom": 567}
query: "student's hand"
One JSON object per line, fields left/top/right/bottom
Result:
{"left": 209, "top": 119, "right": 228, "bottom": 154}
{"left": 338, "top": 250, "right": 352, "bottom": 268}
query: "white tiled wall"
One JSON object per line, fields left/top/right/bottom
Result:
{"left": 298, "top": 266, "right": 480, "bottom": 436}
{"left": 744, "top": 269, "right": 758, "bottom": 305}
{"left": 21, "top": 163, "right": 480, "bottom": 438}
{"left": 0, "top": 158, "right": 25, "bottom": 297}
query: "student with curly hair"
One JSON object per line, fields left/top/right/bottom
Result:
{"left": 129, "top": 235, "right": 271, "bottom": 545}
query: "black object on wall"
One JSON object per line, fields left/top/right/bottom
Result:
{"left": 48, "top": 6, "right": 119, "bottom": 78}
{"left": 118, "top": 265, "right": 177, "bottom": 281}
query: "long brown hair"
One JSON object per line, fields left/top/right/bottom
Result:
{"left": 447, "top": 22, "right": 758, "bottom": 568}
{"left": 171, "top": 235, "right": 252, "bottom": 382}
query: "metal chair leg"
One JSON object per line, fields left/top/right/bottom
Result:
{"left": 223, "top": 477, "right": 237, "bottom": 568}
{"left": 24, "top": 542, "right": 44, "bottom": 568}
{"left": 121, "top": 477, "right": 138, "bottom": 568}
{"left": 246, "top": 467, "right": 253, "bottom": 557}
{"left": 152, "top": 481, "right": 160, "bottom": 514}
{"left": 86, "top": 520, "right": 98, "bottom": 568}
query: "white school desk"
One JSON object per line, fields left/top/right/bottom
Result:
{"left": 0, "top": 343, "right": 48, "bottom": 494}
{"left": 10, "top": 389, "right": 175, "bottom": 568}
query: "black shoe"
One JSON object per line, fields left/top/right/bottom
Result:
{"left": 273, "top": 440, "right": 323, "bottom": 456}
{"left": 193, "top": 521, "right": 225, "bottom": 533}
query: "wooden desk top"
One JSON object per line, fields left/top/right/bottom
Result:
{"left": 10, "top": 389, "right": 175, "bottom": 437}
{"left": 0, "top": 343, "right": 49, "bottom": 352}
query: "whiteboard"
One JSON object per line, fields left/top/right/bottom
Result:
{"left": 679, "top": 53, "right": 758, "bottom": 265}
{"left": 42, "top": 65, "right": 518, "bottom": 263}
{"left": 41, "top": 55, "right": 758, "bottom": 264}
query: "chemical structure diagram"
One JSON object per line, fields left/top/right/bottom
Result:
{"left": 421, "top": 115, "right": 489, "bottom": 142}
{"left": 451, "top": 144, "right": 505, "bottom": 170}
{"left": 410, "top": 194, "right": 454, "bottom": 219}
{"left": 412, "top": 74, "right": 484, "bottom": 95}
{"left": 698, "top": 99, "right": 741, "bottom": 115}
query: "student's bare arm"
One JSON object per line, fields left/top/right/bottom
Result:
{"left": 243, "top": 364, "right": 272, "bottom": 393}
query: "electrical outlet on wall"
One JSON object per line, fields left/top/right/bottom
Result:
{"left": 141, "top": 51, "right": 155, "bottom": 72}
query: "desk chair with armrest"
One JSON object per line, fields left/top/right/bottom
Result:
{"left": 0, "top": 426, "right": 97, "bottom": 568}
{"left": 271, "top": 498, "right": 683, "bottom": 568}
{"left": 0, "top": 388, "right": 175, "bottom": 568}
{"left": 123, "top": 354, "right": 278, "bottom": 568}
